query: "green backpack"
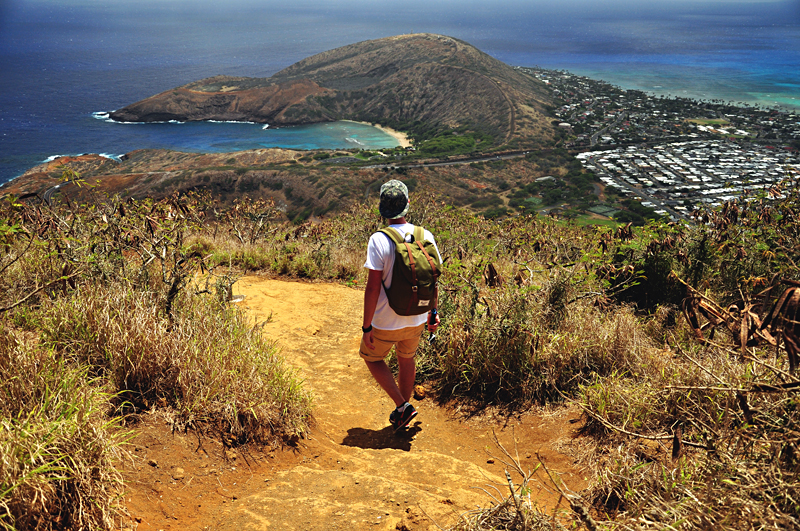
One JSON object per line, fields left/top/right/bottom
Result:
{"left": 379, "top": 226, "right": 441, "bottom": 316}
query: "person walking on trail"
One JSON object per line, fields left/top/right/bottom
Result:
{"left": 360, "top": 180, "right": 441, "bottom": 432}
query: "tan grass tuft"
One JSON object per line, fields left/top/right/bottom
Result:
{"left": 419, "top": 279, "right": 655, "bottom": 404}
{"left": 40, "top": 284, "right": 312, "bottom": 444}
{"left": 0, "top": 323, "right": 123, "bottom": 531}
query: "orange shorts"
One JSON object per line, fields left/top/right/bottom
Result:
{"left": 359, "top": 324, "right": 426, "bottom": 363}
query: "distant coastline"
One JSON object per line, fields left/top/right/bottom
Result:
{"left": 561, "top": 65, "right": 800, "bottom": 114}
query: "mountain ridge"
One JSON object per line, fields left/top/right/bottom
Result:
{"left": 110, "top": 33, "right": 556, "bottom": 149}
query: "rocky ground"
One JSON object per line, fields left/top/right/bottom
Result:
{"left": 120, "top": 278, "right": 587, "bottom": 530}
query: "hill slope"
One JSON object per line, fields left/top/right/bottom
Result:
{"left": 109, "top": 34, "right": 555, "bottom": 149}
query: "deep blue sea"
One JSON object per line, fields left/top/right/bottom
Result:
{"left": 1, "top": 0, "right": 799, "bottom": 185}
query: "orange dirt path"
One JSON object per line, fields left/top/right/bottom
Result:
{"left": 120, "top": 277, "right": 587, "bottom": 531}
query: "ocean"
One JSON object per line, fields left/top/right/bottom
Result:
{"left": 1, "top": 0, "right": 798, "bottom": 185}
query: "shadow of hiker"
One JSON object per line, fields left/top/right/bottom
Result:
{"left": 341, "top": 422, "right": 421, "bottom": 451}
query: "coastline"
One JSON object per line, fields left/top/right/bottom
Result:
{"left": 563, "top": 65, "right": 800, "bottom": 114}
{"left": 345, "top": 120, "right": 411, "bottom": 148}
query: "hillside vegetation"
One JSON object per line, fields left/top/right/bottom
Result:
{"left": 1, "top": 170, "right": 799, "bottom": 529}
{"left": 0, "top": 188, "right": 312, "bottom": 530}
{"left": 3, "top": 147, "right": 604, "bottom": 226}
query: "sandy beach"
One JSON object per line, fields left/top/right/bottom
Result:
{"left": 348, "top": 120, "right": 411, "bottom": 148}
{"left": 373, "top": 124, "right": 411, "bottom": 148}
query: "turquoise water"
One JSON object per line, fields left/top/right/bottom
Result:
{"left": 92, "top": 118, "right": 401, "bottom": 154}
{"left": 562, "top": 62, "right": 800, "bottom": 111}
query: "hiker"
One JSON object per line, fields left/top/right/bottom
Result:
{"left": 361, "top": 180, "right": 441, "bottom": 432}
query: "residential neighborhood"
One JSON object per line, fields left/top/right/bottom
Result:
{"left": 578, "top": 140, "right": 799, "bottom": 220}
{"left": 516, "top": 67, "right": 800, "bottom": 220}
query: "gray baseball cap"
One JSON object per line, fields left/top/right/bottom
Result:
{"left": 379, "top": 179, "right": 409, "bottom": 219}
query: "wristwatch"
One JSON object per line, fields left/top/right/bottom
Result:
{"left": 362, "top": 324, "right": 373, "bottom": 333}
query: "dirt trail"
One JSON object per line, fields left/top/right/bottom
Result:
{"left": 122, "top": 278, "right": 586, "bottom": 531}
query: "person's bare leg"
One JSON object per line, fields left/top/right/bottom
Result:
{"left": 397, "top": 355, "right": 416, "bottom": 404}
{"left": 364, "top": 360, "right": 404, "bottom": 407}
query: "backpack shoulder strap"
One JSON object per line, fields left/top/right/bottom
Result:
{"left": 414, "top": 225, "right": 440, "bottom": 279}
{"left": 378, "top": 227, "right": 404, "bottom": 244}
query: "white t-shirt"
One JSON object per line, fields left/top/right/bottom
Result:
{"left": 364, "top": 223, "right": 441, "bottom": 331}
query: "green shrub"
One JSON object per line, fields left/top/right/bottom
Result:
{"left": 210, "top": 248, "right": 272, "bottom": 271}
{"left": 419, "top": 134, "right": 477, "bottom": 155}
{"left": 483, "top": 206, "right": 509, "bottom": 219}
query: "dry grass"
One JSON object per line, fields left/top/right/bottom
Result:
{"left": 451, "top": 494, "right": 565, "bottom": 531}
{"left": 449, "top": 432, "right": 585, "bottom": 531}
{"left": 0, "top": 323, "right": 124, "bottom": 531}
{"left": 576, "top": 337, "right": 800, "bottom": 529}
{"left": 1, "top": 192, "right": 318, "bottom": 529}
{"left": 39, "top": 283, "right": 312, "bottom": 444}
{"left": 418, "top": 278, "right": 654, "bottom": 404}
{"left": 3, "top": 177, "right": 799, "bottom": 529}
{"left": 404, "top": 188, "right": 800, "bottom": 529}
{"left": 194, "top": 200, "right": 379, "bottom": 283}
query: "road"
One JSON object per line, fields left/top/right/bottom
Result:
{"left": 42, "top": 182, "right": 65, "bottom": 204}
{"left": 365, "top": 150, "right": 533, "bottom": 172}
{"left": 591, "top": 112, "right": 627, "bottom": 147}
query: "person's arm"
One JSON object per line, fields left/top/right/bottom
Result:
{"left": 362, "top": 268, "right": 383, "bottom": 349}
{"left": 427, "top": 308, "right": 440, "bottom": 333}
{"left": 427, "top": 231, "right": 442, "bottom": 333}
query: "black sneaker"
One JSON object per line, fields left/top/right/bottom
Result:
{"left": 389, "top": 403, "right": 417, "bottom": 432}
